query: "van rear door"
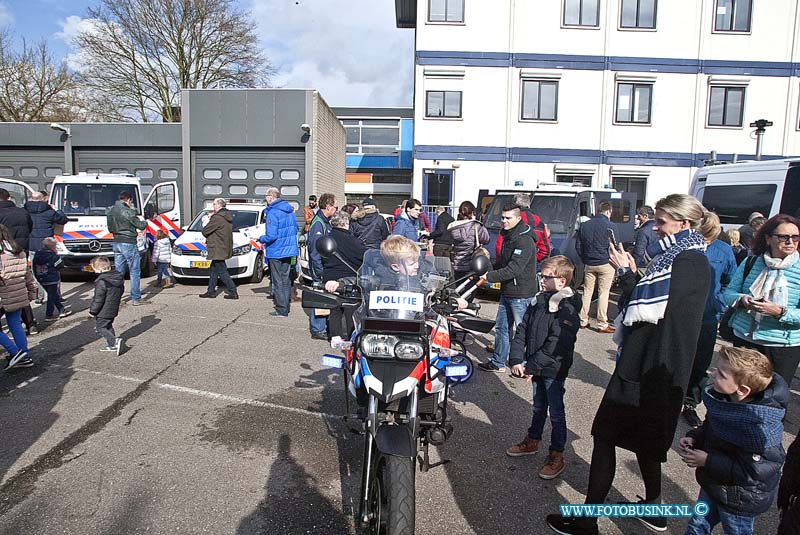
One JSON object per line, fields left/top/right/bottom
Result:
{"left": 143, "top": 181, "right": 181, "bottom": 241}
{"left": 0, "top": 179, "right": 36, "bottom": 206}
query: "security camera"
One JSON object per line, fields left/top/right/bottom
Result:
{"left": 301, "top": 123, "right": 311, "bottom": 134}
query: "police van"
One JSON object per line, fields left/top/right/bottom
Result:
{"left": 690, "top": 158, "right": 800, "bottom": 228}
{"left": 0, "top": 173, "right": 180, "bottom": 274}
{"left": 170, "top": 201, "right": 266, "bottom": 284}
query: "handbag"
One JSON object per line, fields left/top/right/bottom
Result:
{"left": 718, "top": 255, "right": 758, "bottom": 342}
{"left": 471, "top": 223, "right": 489, "bottom": 259}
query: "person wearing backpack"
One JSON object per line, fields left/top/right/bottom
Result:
{"left": 494, "top": 193, "right": 552, "bottom": 264}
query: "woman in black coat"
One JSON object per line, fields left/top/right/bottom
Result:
{"left": 547, "top": 194, "right": 712, "bottom": 535}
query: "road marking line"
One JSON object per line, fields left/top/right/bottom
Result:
{"left": 8, "top": 375, "right": 40, "bottom": 393}
{"left": 65, "top": 365, "right": 338, "bottom": 420}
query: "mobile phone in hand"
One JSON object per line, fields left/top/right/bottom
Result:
{"left": 607, "top": 228, "right": 617, "bottom": 247}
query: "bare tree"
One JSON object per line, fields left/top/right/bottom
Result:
{"left": 0, "top": 30, "right": 79, "bottom": 122}
{"left": 75, "top": 0, "right": 273, "bottom": 122}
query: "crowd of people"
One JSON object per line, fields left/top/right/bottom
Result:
{"left": 1, "top": 184, "right": 798, "bottom": 534}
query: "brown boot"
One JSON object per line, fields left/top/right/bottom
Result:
{"left": 539, "top": 451, "right": 565, "bottom": 480}
{"left": 506, "top": 436, "right": 539, "bottom": 457}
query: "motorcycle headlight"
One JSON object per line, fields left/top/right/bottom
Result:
{"left": 395, "top": 341, "right": 425, "bottom": 360}
{"left": 171, "top": 245, "right": 183, "bottom": 256}
{"left": 232, "top": 244, "right": 252, "bottom": 256}
{"left": 360, "top": 334, "right": 399, "bottom": 359}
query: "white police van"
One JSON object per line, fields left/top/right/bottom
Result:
{"left": 170, "top": 201, "right": 266, "bottom": 283}
{"left": 691, "top": 158, "right": 800, "bottom": 229}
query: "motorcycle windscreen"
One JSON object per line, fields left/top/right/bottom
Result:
{"left": 357, "top": 249, "right": 450, "bottom": 322}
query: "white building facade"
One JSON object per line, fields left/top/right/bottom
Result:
{"left": 395, "top": 0, "right": 800, "bottom": 208}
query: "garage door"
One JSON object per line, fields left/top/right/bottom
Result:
{"left": 74, "top": 149, "right": 183, "bottom": 200}
{"left": 192, "top": 149, "right": 305, "bottom": 219}
{"left": 0, "top": 149, "right": 67, "bottom": 193}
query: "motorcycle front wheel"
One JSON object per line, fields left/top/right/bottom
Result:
{"left": 364, "top": 454, "right": 416, "bottom": 535}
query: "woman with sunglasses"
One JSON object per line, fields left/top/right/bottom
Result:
{"left": 723, "top": 213, "right": 800, "bottom": 388}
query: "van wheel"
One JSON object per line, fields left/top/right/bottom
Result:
{"left": 249, "top": 253, "right": 265, "bottom": 284}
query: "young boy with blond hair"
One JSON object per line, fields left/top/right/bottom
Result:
{"left": 88, "top": 256, "right": 125, "bottom": 355}
{"left": 506, "top": 255, "right": 582, "bottom": 480}
{"left": 680, "top": 346, "right": 788, "bottom": 535}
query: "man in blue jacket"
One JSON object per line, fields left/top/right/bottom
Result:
{"left": 576, "top": 201, "right": 618, "bottom": 333}
{"left": 307, "top": 192, "right": 337, "bottom": 338}
{"left": 632, "top": 205, "right": 658, "bottom": 270}
{"left": 392, "top": 198, "right": 425, "bottom": 242}
{"left": 260, "top": 187, "right": 299, "bottom": 317}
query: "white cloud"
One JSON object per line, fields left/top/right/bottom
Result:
{"left": 251, "top": 0, "right": 414, "bottom": 107}
{"left": 0, "top": 2, "right": 14, "bottom": 28}
{"left": 55, "top": 15, "right": 100, "bottom": 72}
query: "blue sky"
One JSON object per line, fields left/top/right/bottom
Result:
{"left": 0, "top": 0, "right": 414, "bottom": 107}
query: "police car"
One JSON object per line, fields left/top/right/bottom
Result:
{"left": 170, "top": 201, "right": 266, "bottom": 283}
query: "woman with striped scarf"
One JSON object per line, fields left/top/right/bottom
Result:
{"left": 547, "top": 194, "right": 712, "bottom": 535}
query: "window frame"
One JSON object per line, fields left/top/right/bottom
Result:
{"left": 344, "top": 119, "right": 401, "bottom": 155}
{"left": 562, "top": 0, "right": 601, "bottom": 28}
{"left": 614, "top": 82, "right": 653, "bottom": 125}
{"left": 427, "top": 0, "right": 465, "bottom": 24}
{"left": 707, "top": 86, "right": 746, "bottom": 128}
{"left": 619, "top": 0, "right": 658, "bottom": 30}
{"left": 713, "top": 0, "right": 752, "bottom": 33}
{"left": 520, "top": 79, "right": 559, "bottom": 122}
{"left": 425, "top": 90, "right": 463, "bottom": 119}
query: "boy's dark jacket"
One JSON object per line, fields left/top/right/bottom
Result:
{"left": 32, "top": 249, "right": 63, "bottom": 285}
{"left": 90, "top": 271, "right": 125, "bottom": 319}
{"left": 687, "top": 374, "right": 788, "bottom": 515}
{"left": 485, "top": 222, "right": 537, "bottom": 298}
{"left": 508, "top": 288, "right": 581, "bottom": 380}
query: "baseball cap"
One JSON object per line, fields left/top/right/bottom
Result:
{"left": 362, "top": 198, "right": 376, "bottom": 206}
{"left": 748, "top": 212, "right": 764, "bottom": 222}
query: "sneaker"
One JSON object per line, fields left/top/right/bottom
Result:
{"left": 100, "top": 345, "right": 118, "bottom": 352}
{"left": 545, "top": 514, "right": 598, "bottom": 535}
{"left": 59, "top": 310, "right": 74, "bottom": 318}
{"left": 44, "top": 316, "right": 58, "bottom": 321}
{"left": 27, "top": 325, "right": 39, "bottom": 336}
{"left": 311, "top": 332, "right": 327, "bottom": 341}
{"left": 131, "top": 300, "right": 146, "bottom": 306}
{"left": 269, "top": 310, "right": 288, "bottom": 317}
{"left": 5, "top": 350, "right": 28, "bottom": 371}
{"left": 506, "top": 437, "right": 540, "bottom": 457}
{"left": 478, "top": 361, "right": 505, "bottom": 373}
{"left": 199, "top": 292, "right": 215, "bottom": 299}
{"left": 15, "top": 357, "right": 34, "bottom": 368}
{"left": 115, "top": 338, "right": 123, "bottom": 357}
{"left": 682, "top": 404, "right": 702, "bottom": 428}
{"left": 618, "top": 497, "right": 668, "bottom": 533}
{"left": 224, "top": 293, "right": 239, "bottom": 300}
{"left": 539, "top": 451, "right": 566, "bottom": 480}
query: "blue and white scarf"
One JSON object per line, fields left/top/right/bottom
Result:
{"left": 622, "top": 229, "right": 707, "bottom": 326}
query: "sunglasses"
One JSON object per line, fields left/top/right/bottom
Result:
{"left": 771, "top": 234, "right": 800, "bottom": 244}
{"left": 540, "top": 274, "right": 562, "bottom": 280}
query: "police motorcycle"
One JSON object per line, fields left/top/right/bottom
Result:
{"left": 302, "top": 237, "right": 494, "bottom": 535}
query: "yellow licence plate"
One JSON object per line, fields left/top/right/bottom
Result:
{"left": 82, "top": 265, "right": 94, "bottom": 272}
{"left": 190, "top": 261, "right": 211, "bottom": 268}
{"left": 490, "top": 282, "right": 501, "bottom": 290}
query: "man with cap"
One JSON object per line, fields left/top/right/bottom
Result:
{"left": 738, "top": 211, "right": 764, "bottom": 249}
{"left": 350, "top": 198, "right": 389, "bottom": 249}
{"left": 303, "top": 195, "right": 317, "bottom": 233}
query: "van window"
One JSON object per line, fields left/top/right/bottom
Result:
{"left": 780, "top": 166, "right": 800, "bottom": 216}
{"left": 702, "top": 184, "right": 777, "bottom": 225}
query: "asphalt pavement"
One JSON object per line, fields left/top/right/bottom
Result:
{"left": 0, "top": 277, "right": 796, "bottom": 534}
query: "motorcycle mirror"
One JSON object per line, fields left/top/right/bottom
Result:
{"left": 469, "top": 254, "right": 490, "bottom": 276}
{"left": 316, "top": 236, "right": 337, "bottom": 258}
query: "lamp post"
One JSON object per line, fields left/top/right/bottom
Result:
{"left": 49, "top": 123, "right": 73, "bottom": 174}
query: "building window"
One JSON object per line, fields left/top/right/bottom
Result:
{"left": 620, "top": 0, "right": 657, "bottom": 29}
{"left": 612, "top": 176, "right": 648, "bottom": 209}
{"left": 344, "top": 119, "right": 401, "bottom": 155}
{"left": 160, "top": 169, "right": 178, "bottom": 180}
{"left": 428, "top": 0, "right": 464, "bottom": 23}
{"left": 20, "top": 167, "right": 39, "bottom": 177}
{"left": 44, "top": 167, "right": 62, "bottom": 178}
{"left": 203, "top": 169, "right": 222, "bottom": 180}
{"left": 229, "top": 185, "right": 248, "bottom": 195}
{"left": 615, "top": 83, "right": 652, "bottom": 124}
{"left": 228, "top": 169, "right": 248, "bottom": 180}
{"left": 281, "top": 185, "right": 300, "bottom": 196}
{"left": 202, "top": 185, "right": 223, "bottom": 195}
{"left": 564, "top": 0, "right": 600, "bottom": 27}
{"left": 708, "top": 86, "right": 745, "bottom": 127}
{"left": 135, "top": 168, "right": 154, "bottom": 179}
{"left": 556, "top": 174, "right": 592, "bottom": 186}
{"left": 254, "top": 170, "right": 274, "bottom": 180}
{"left": 521, "top": 80, "right": 558, "bottom": 121}
{"left": 714, "top": 0, "right": 751, "bottom": 32}
{"left": 0, "top": 167, "right": 13, "bottom": 178}
{"left": 280, "top": 170, "right": 300, "bottom": 180}
{"left": 426, "top": 91, "right": 462, "bottom": 118}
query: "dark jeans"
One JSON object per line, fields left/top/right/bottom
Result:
{"left": 208, "top": 259, "right": 236, "bottom": 296}
{"left": 685, "top": 321, "right": 718, "bottom": 407}
{"left": 733, "top": 336, "right": 800, "bottom": 391}
{"left": 43, "top": 283, "right": 65, "bottom": 318}
{"left": 686, "top": 489, "right": 755, "bottom": 535}
{"left": 268, "top": 257, "right": 292, "bottom": 315}
{"left": 528, "top": 377, "right": 567, "bottom": 452}
{"left": 329, "top": 303, "right": 357, "bottom": 340}
{"left": 95, "top": 317, "right": 116, "bottom": 346}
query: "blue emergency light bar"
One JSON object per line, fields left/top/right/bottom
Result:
{"left": 321, "top": 354, "right": 345, "bottom": 369}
